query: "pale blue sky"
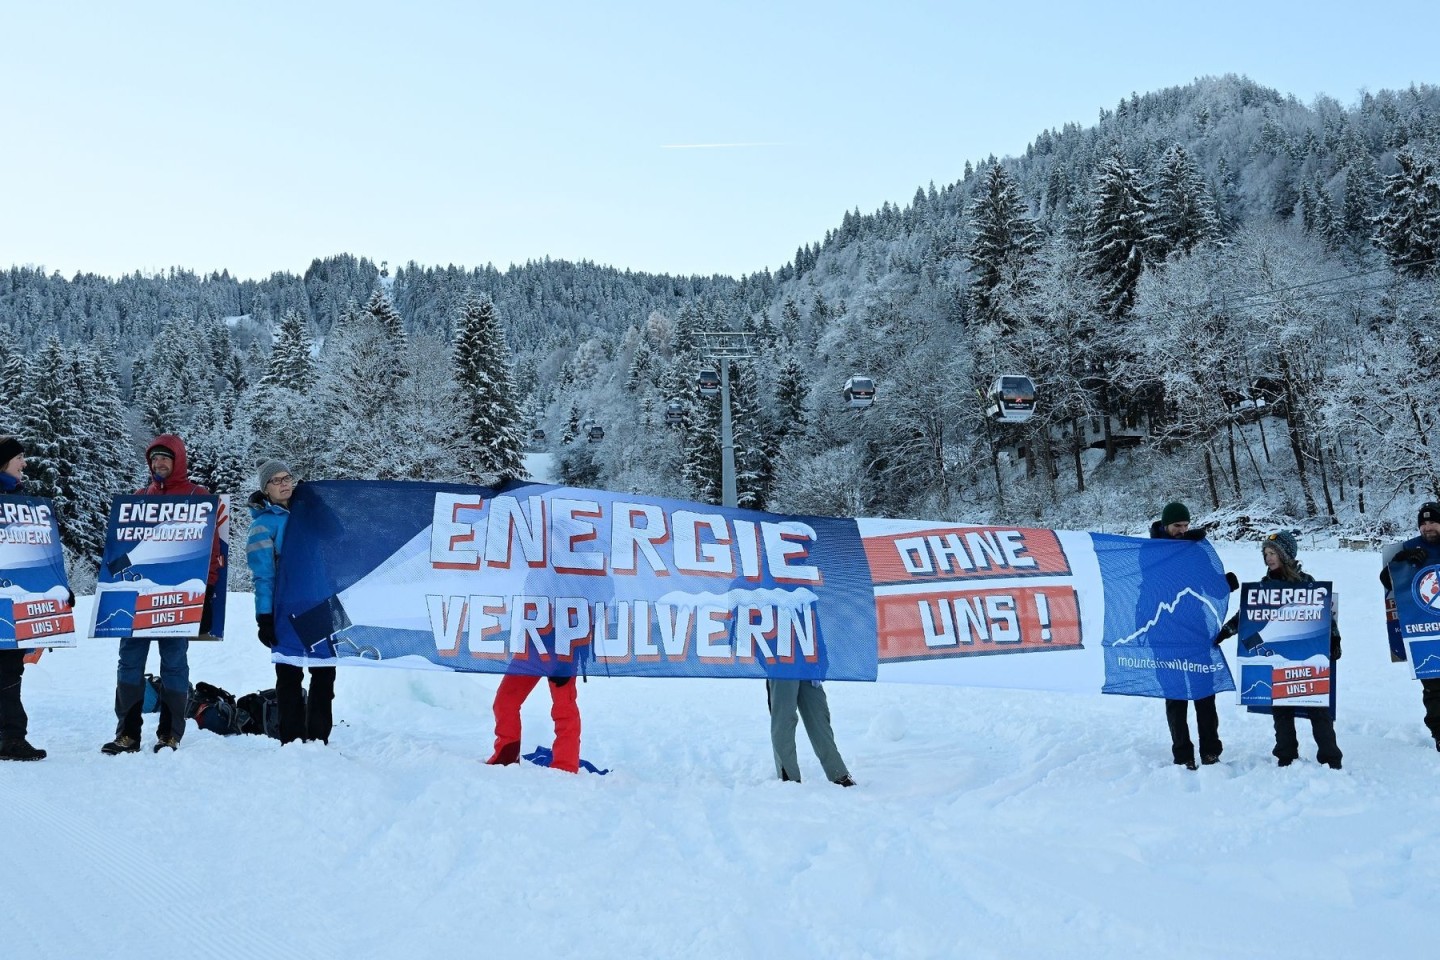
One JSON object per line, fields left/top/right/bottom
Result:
{"left": 2, "top": 0, "right": 1432, "bottom": 281}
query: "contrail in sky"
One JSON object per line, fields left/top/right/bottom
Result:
{"left": 660, "top": 142, "right": 785, "bottom": 149}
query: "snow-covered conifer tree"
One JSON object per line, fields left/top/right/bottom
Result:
{"left": 1147, "top": 145, "right": 1221, "bottom": 260}
{"left": 451, "top": 293, "right": 527, "bottom": 483}
{"left": 1374, "top": 148, "right": 1440, "bottom": 277}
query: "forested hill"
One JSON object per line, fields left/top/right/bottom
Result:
{"left": 4, "top": 74, "right": 1440, "bottom": 581}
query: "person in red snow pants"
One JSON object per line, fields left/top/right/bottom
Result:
{"left": 486, "top": 674, "right": 580, "bottom": 773}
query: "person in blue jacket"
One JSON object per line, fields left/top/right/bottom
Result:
{"left": 1382, "top": 501, "right": 1440, "bottom": 749}
{"left": 247, "top": 458, "right": 335, "bottom": 744}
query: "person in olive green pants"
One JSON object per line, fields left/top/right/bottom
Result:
{"left": 767, "top": 679, "right": 855, "bottom": 786}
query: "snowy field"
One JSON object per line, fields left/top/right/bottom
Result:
{"left": 3, "top": 542, "right": 1437, "bottom": 960}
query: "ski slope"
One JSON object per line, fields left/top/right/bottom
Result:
{"left": 2, "top": 542, "right": 1437, "bottom": 960}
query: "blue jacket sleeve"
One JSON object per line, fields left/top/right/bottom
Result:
{"left": 246, "top": 514, "right": 279, "bottom": 615}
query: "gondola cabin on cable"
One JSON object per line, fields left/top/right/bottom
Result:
{"left": 843, "top": 375, "right": 876, "bottom": 409}
{"left": 986, "top": 375, "right": 1037, "bottom": 423}
{"left": 530, "top": 427, "right": 546, "bottom": 444}
{"left": 697, "top": 368, "right": 721, "bottom": 398}
{"left": 664, "top": 400, "right": 684, "bottom": 426}
{"left": 586, "top": 423, "right": 605, "bottom": 442}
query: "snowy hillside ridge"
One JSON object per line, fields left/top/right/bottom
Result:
{"left": 5, "top": 541, "right": 1439, "bottom": 958}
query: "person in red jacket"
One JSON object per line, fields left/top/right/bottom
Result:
{"left": 101, "top": 434, "right": 223, "bottom": 755}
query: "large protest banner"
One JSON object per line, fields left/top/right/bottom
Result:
{"left": 272, "top": 480, "right": 1233, "bottom": 697}
{"left": 1234, "top": 580, "right": 1334, "bottom": 708}
{"left": 1389, "top": 556, "right": 1440, "bottom": 680}
{"left": 91, "top": 495, "right": 228, "bottom": 639}
{"left": 0, "top": 496, "right": 76, "bottom": 650}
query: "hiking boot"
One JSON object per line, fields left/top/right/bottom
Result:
{"left": 153, "top": 736, "right": 180, "bottom": 753}
{"left": 1201, "top": 752, "right": 1222, "bottom": 765}
{"left": 1325, "top": 759, "right": 1343, "bottom": 770}
{"left": 1277, "top": 755, "right": 1296, "bottom": 767}
{"left": 101, "top": 735, "right": 141, "bottom": 755}
{"left": 0, "top": 738, "right": 46, "bottom": 761}
{"left": 833, "top": 775, "right": 857, "bottom": 787}
{"left": 780, "top": 769, "right": 797, "bottom": 783}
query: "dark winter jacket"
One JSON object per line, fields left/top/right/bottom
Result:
{"left": 137, "top": 433, "right": 222, "bottom": 588}
{"left": 1382, "top": 534, "right": 1440, "bottom": 589}
{"left": 246, "top": 490, "right": 289, "bottom": 616}
{"left": 1149, "top": 520, "right": 1209, "bottom": 542}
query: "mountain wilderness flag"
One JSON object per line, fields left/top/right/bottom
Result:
{"left": 268, "top": 479, "right": 1231, "bottom": 698}
{"left": 0, "top": 495, "right": 76, "bottom": 650}
{"left": 91, "top": 494, "right": 228, "bottom": 639}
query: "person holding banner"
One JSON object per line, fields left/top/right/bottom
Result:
{"left": 102, "top": 435, "right": 218, "bottom": 754}
{"left": 247, "top": 458, "right": 335, "bottom": 744}
{"left": 1381, "top": 502, "right": 1440, "bottom": 749}
{"left": 1151, "top": 502, "right": 1224, "bottom": 770}
{"left": 486, "top": 671, "right": 582, "bottom": 773}
{"left": 0, "top": 437, "right": 46, "bottom": 761}
{"left": 767, "top": 679, "right": 856, "bottom": 786}
{"left": 1224, "top": 531, "right": 1343, "bottom": 768}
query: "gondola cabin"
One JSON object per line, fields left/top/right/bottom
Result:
{"left": 530, "top": 427, "right": 546, "bottom": 444}
{"left": 986, "top": 375, "right": 1037, "bottom": 423}
{"left": 843, "top": 375, "right": 876, "bottom": 409}
{"left": 664, "top": 401, "right": 684, "bottom": 426}
{"left": 587, "top": 424, "right": 605, "bottom": 442}
{"left": 697, "top": 368, "right": 721, "bottom": 397}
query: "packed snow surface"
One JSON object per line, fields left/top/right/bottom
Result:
{"left": 3, "top": 543, "right": 1436, "bottom": 959}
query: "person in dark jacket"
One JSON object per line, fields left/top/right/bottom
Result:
{"left": 1223, "top": 531, "right": 1343, "bottom": 768}
{"left": 0, "top": 436, "right": 47, "bottom": 761}
{"left": 1381, "top": 501, "right": 1440, "bottom": 749}
{"left": 102, "top": 434, "right": 220, "bottom": 755}
{"left": 1151, "top": 501, "right": 1223, "bottom": 770}
{"left": 246, "top": 458, "right": 334, "bottom": 744}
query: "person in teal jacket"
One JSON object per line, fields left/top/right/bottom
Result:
{"left": 246, "top": 458, "right": 334, "bottom": 744}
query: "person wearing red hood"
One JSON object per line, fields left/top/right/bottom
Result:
{"left": 101, "top": 435, "right": 222, "bottom": 755}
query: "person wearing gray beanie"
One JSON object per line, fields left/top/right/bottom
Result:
{"left": 246, "top": 457, "right": 334, "bottom": 744}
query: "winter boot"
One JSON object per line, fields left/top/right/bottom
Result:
{"left": 153, "top": 736, "right": 180, "bottom": 753}
{"left": 0, "top": 737, "right": 46, "bottom": 761}
{"left": 101, "top": 734, "right": 141, "bottom": 755}
{"left": 486, "top": 741, "right": 521, "bottom": 766}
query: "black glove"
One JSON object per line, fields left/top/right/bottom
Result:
{"left": 1225, "top": 572, "right": 1239, "bottom": 592}
{"left": 1180, "top": 528, "right": 1208, "bottom": 541}
{"left": 257, "top": 613, "right": 276, "bottom": 648}
{"left": 66, "top": 588, "right": 76, "bottom": 608}
{"left": 1331, "top": 633, "right": 1343, "bottom": 662}
{"left": 1380, "top": 566, "right": 1393, "bottom": 590}
{"left": 1397, "top": 547, "right": 1429, "bottom": 565}
{"left": 549, "top": 674, "right": 572, "bottom": 688}
{"left": 1215, "top": 621, "right": 1237, "bottom": 644}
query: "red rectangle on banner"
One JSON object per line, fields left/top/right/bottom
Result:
{"left": 134, "top": 605, "right": 203, "bottom": 631}
{"left": 15, "top": 613, "right": 75, "bottom": 642}
{"left": 1272, "top": 664, "right": 1331, "bottom": 701}
{"left": 877, "top": 585, "right": 1082, "bottom": 662}
{"left": 137, "top": 590, "right": 204, "bottom": 612}
{"left": 863, "top": 526, "right": 1072, "bottom": 585}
